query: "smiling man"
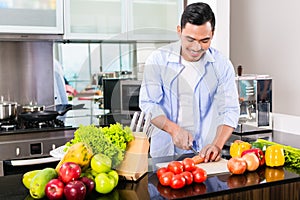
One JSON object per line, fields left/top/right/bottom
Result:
{"left": 139, "top": 2, "right": 240, "bottom": 161}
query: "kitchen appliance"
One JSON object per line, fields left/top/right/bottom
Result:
{"left": 101, "top": 79, "right": 141, "bottom": 126}
{"left": 0, "top": 116, "right": 75, "bottom": 176}
{"left": 120, "top": 79, "right": 142, "bottom": 115}
{"left": 222, "top": 75, "right": 273, "bottom": 156}
{"left": 235, "top": 75, "right": 272, "bottom": 134}
{"left": 0, "top": 104, "right": 88, "bottom": 176}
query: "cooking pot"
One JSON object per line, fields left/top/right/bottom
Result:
{"left": 0, "top": 97, "right": 17, "bottom": 120}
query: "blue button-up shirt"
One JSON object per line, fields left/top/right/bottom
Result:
{"left": 139, "top": 41, "right": 240, "bottom": 157}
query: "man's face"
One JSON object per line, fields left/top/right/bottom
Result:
{"left": 177, "top": 22, "right": 214, "bottom": 62}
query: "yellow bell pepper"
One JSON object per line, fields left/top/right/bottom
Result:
{"left": 265, "top": 145, "right": 285, "bottom": 167}
{"left": 229, "top": 140, "right": 252, "bottom": 158}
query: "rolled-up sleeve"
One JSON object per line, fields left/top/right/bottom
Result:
{"left": 214, "top": 58, "right": 240, "bottom": 128}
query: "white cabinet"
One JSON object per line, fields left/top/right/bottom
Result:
{"left": 64, "top": 0, "right": 125, "bottom": 40}
{"left": 0, "top": 0, "right": 63, "bottom": 34}
{"left": 64, "top": 0, "right": 182, "bottom": 41}
{"left": 127, "top": 0, "right": 182, "bottom": 41}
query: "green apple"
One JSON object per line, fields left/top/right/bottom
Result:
{"left": 91, "top": 153, "right": 112, "bottom": 173}
{"left": 95, "top": 173, "right": 115, "bottom": 194}
{"left": 108, "top": 170, "right": 119, "bottom": 187}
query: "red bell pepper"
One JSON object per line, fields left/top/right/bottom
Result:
{"left": 241, "top": 148, "right": 265, "bottom": 166}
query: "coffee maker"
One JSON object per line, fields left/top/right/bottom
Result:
{"left": 235, "top": 74, "right": 272, "bottom": 134}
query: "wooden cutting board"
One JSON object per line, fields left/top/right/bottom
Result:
{"left": 155, "top": 158, "right": 229, "bottom": 175}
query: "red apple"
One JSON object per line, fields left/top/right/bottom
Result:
{"left": 64, "top": 180, "right": 86, "bottom": 200}
{"left": 45, "top": 179, "right": 65, "bottom": 200}
{"left": 59, "top": 162, "right": 81, "bottom": 184}
{"left": 227, "top": 157, "right": 247, "bottom": 174}
{"left": 79, "top": 176, "right": 95, "bottom": 194}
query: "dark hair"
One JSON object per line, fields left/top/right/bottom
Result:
{"left": 181, "top": 2, "right": 215, "bottom": 32}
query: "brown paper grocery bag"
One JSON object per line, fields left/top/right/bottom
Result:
{"left": 116, "top": 132, "right": 149, "bottom": 181}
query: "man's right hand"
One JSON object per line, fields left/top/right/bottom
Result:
{"left": 170, "top": 126, "right": 194, "bottom": 150}
{"left": 151, "top": 115, "right": 193, "bottom": 150}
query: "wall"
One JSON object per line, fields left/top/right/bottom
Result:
{"left": 0, "top": 42, "right": 54, "bottom": 106}
{"left": 230, "top": 0, "right": 300, "bottom": 133}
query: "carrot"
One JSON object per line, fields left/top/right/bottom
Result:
{"left": 192, "top": 155, "right": 205, "bottom": 164}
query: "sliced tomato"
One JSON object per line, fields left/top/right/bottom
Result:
{"left": 192, "top": 167, "right": 207, "bottom": 183}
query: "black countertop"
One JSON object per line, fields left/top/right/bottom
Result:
{"left": 1, "top": 131, "right": 300, "bottom": 200}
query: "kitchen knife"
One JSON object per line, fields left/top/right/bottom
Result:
{"left": 189, "top": 145, "right": 199, "bottom": 155}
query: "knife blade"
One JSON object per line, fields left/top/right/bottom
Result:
{"left": 189, "top": 145, "right": 199, "bottom": 155}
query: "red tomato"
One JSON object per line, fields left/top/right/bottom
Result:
{"left": 182, "top": 158, "right": 196, "bottom": 172}
{"left": 181, "top": 171, "right": 193, "bottom": 185}
{"left": 170, "top": 174, "right": 186, "bottom": 189}
{"left": 159, "top": 171, "right": 174, "bottom": 186}
{"left": 192, "top": 167, "right": 207, "bottom": 183}
{"left": 157, "top": 167, "right": 168, "bottom": 179}
{"left": 167, "top": 161, "right": 184, "bottom": 174}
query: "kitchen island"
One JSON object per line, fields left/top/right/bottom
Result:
{"left": 0, "top": 132, "right": 300, "bottom": 200}
{"left": 1, "top": 156, "right": 299, "bottom": 200}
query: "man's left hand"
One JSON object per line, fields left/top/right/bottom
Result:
{"left": 199, "top": 144, "right": 222, "bottom": 162}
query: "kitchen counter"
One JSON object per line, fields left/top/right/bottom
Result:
{"left": 1, "top": 132, "right": 300, "bottom": 200}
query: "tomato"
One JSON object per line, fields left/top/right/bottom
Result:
{"left": 192, "top": 167, "right": 207, "bottom": 183}
{"left": 159, "top": 171, "right": 174, "bottom": 186}
{"left": 182, "top": 158, "right": 196, "bottom": 172}
{"left": 181, "top": 171, "right": 193, "bottom": 185}
{"left": 157, "top": 167, "right": 168, "bottom": 179}
{"left": 170, "top": 174, "right": 186, "bottom": 189}
{"left": 242, "top": 153, "right": 260, "bottom": 171}
{"left": 227, "top": 157, "right": 247, "bottom": 174}
{"left": 167, "top": 161, "right": 184, "bottom": 174}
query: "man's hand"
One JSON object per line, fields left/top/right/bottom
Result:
{"left": 199, "top": 144, "right": 222, "bottom": 162}
{"left": 151, "top": 115, "right": 193, "bottom": 150}
{"left": 171, "top": 127, "right": 194, "bottom": 150}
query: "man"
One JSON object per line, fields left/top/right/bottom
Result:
{"left": 54, "top": 59, "right": 68, "bottom": 105}
{"left": 139, "top": 2, "right": 240, "bottom": 162}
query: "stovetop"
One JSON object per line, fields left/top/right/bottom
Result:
{"left": 0, "top": 118, "right": 74, "bottom": 135}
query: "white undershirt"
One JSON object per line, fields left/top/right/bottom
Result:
{"left": 177, "top": 57, "right": 200, "bottom": 135}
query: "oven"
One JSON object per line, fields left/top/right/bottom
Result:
{"left": 0, "top": 119, "right": 75, "bottom": 176}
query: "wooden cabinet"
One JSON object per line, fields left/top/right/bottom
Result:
{"left": 0, "top": 0, "right": 63, "bottom": 35}
{"left": 64, "top": 0, "right": 182, "bottom": 41}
